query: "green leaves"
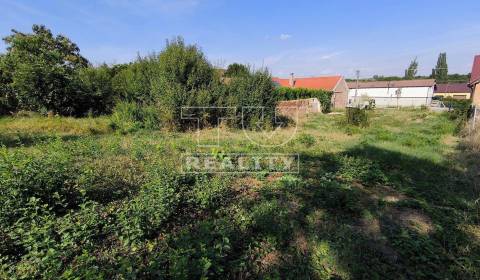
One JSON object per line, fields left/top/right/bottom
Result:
{"left": 1, "top": 25, "right": 89, "bottom": 115}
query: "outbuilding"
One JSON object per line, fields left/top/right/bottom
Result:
{"left": 273, "top": 74, "right": 349, "bottom": 109}
{"left": 347, "top": 79, "right": 435, "bottom": 108}
{"left": 434, "top": 83, "right": 471, "bottom": 100}
{"left": 469, "top": 55, "right": 480, "bottom": 106}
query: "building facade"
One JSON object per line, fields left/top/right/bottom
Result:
{"left": 434, "top": 83, "right": 471, "bottom": 100}
{"left": 347, "top": 79, "right": 435, "bottom": 108}
{"left": 469, "top": 55, "right": 480, "bottom": 106}
{"left": 272, "top": 75, "right": 349, "bottom": 108}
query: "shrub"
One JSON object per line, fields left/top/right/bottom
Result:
{"left": 76, "top": 64, "right": 116, "bottom": 115}
{"left": 116, "top": 170, "right": 181, "bottom": 245}
{"left": 224, "top": 63, "right": 249, "bottom": 77}
{"left": 109, "top": 101, "right": 161, "bottom": 133}
{"left": 111, "top": 55, "right": 158, "bottom": 104}
{"left": 296, "top": 133, "right": 316, "bottom": 147}
{"left": 76, "top": 157, "right": 145, "bottom": 204}
{"left": 226, "top": 69, "right": 278, "bottom": 129}
{"left": 276, "top": 87, "right": 333, "bottom": 113}
{"left": 346, "top": 107, "right": 369, "bottom": 127}
{"left": 0, "top": 144, "right": 81, "bottom": 225}
{"left": 336, "top": 155, "right": 387, "bottom": 186}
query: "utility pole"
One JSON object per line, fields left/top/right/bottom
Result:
{"left": 354, "top": 70, "right": 360, "bottom": 105}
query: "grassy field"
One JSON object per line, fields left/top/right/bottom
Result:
{"left": 1, "top": 109, "right": 479, "bottom": 279}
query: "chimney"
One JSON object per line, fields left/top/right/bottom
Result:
{"left": 289, "top": 73, "right": 295, "bottom": 87}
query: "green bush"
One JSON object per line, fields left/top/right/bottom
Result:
{"left": 0, "top": 144, "right": 81, "bottom": 225}
{"left": 76, "top": 64, "right": 116, "bottom": 115}
{"left": 443, "top": 97, "right": 472, "bottom": 133}
{"left": 76, "top": 157, "right": 145, "bottom": 204}
{"left": 116, "top": 170, "right": 181, "bottom": 245}
{"left": 346, "top": 107, "right": 369, "bottom": 127}
{"left": 226, "top": 69, "right": 278, "bottom": 129}
{"left": 296, "top": 133, "right": 316, "bottom": 147}
{"left": 109, "top": 101, "right": 161, "bottom": 133}
{"left": 276, "top": 87, "right": 333, "bottom": 113}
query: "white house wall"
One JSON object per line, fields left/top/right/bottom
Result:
{"left": 347, "top": 86, "right": 434, "bottom": 107}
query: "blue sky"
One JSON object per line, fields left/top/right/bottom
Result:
{"left": 1, "top": 0, "right": 479, "bottom": 78}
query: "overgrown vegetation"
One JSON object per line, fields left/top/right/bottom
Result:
{"left": 0, "top": 25, "right": 278, "bottom": 131}
{"left": 345, "top": 107, "right": 369, "bottom": 127}
{"left": 0, "top": 109, "right": 479, "bottom": 279}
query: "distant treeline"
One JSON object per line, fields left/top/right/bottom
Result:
{"left": 0, "top": 25, "right": 278, "bottom": 130}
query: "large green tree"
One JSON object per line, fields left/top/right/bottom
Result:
{"left": 224, "top": 63, "right": 249, "bottom": 77}
{"left": 432, "top": 52, "right": 448, "bottom": 82}
{"left": 404, "top": 57, "right": 418, "bottom": 79}
{"left": 151, "top": 37, "right": 215, "bottom": 129}
{"left": 1, "top": 24, "right": 89, "bottom": 115}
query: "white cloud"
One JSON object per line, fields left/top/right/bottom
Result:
{"left": 279, "top": 34, "right": 292, "bottom": 41}
{"left": 320, "top": 52, "right": 342, "bottom": 60}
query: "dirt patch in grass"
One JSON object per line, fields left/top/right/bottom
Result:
{"left": 357, "top": 217, "right": 382, "bottom": 241}
{"left": 387, "top": 208, "right": 435, "bottom": 235}
{"left": 291, "top": 230, "right": 309, "bottom": 255}
{"left": 368, "top": 185, "right": 407, "bottom": 203}
{"left": 442, "top": 135, "right": 458, "bottom": 147}
{"left": 233, "top": 177, "right": 263, "bottom": 200}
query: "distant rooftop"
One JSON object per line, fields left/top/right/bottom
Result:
{"left": 435, "top": 83, "right": 470, "bottom": 93}
{"left": 272, "top": 76, "right": 342, "bottom": 91}
{"left": 347, "top": 79, "right": 435, "bottom": 89}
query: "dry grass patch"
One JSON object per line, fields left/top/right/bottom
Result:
{"left": 388, "top": 208, "right": 435, "bottom": 235}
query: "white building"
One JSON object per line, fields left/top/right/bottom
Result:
{"left": 347, "top": 79, "right": 435, "bottom": 108}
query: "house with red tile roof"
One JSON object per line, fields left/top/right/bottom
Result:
{"left": 272, "top": 74, "right": 349, "bottom": 108}
{"left": 469, "top": 55, "right": 480, "bottom": 106}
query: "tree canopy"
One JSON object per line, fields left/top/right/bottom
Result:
{"left": 432, "top": 52, "right": 448, "bottom": 83}
{"left": 1, "top": 24, "right": 90, "bottom": 115}
{"left": 404, "top": 57, "right": 418, "bottom": 79}
{"left": 224, "top": 63, "right": 249, "bottom": 77}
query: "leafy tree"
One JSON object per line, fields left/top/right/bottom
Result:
{"left": 111, "top": 55, "right": 158, "bottom": 104}
{"left": 1, "top": 24, "right": 89, "bottom": 115}
{"left": 432, "top": 52, "right": 448, "bottom": 82}
{"left": 226, "top": 68, "right": 277, "bottom": 129}
{"left": 0, "top": 54, "right": 16, "bottom": 115}
{"left": 151, "top": 37, "right": 215, "bottom": 129}
{"left": 404, "top": 57, "right": 418, "bottom": 79}
{"left": 224, "top": 63, "right": 249, "bottom": 77}
{"left": 76, "top": 64, "right": 116, "bottom": 115}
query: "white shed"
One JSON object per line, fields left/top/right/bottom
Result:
{"left": 347, "top": 79, "right": 435, "bottom": 108}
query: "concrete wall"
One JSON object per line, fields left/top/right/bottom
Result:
{"left": 277, "top": 98, "right": 321, "bottom": 118}
{"left": 348, "top": 86, "right": 434, "bottom": 107}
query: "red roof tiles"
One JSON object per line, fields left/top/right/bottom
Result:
{"left": 470, "top": 55, "right": 480, "bottom": 85}
{"left": 272, "top": 76, "right": 342, "bottom": 91}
